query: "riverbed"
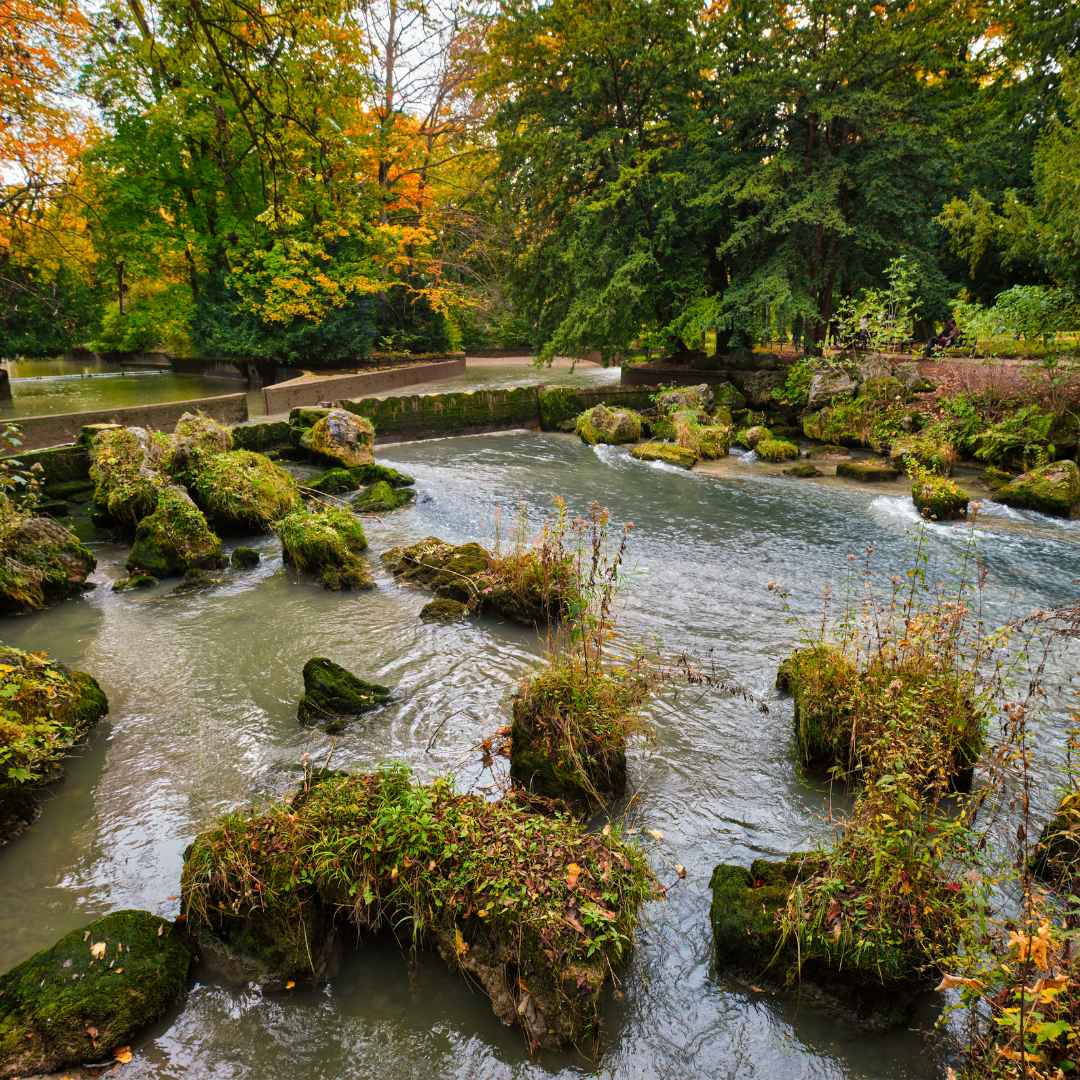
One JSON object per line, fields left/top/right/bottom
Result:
{"left": 1, "top": 432, "right": 1078, "bottom": 1079}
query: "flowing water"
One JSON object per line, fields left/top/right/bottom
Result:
{"left": 1, "top": 433, "right": 1079, "bottom": 1079}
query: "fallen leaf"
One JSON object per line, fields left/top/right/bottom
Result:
{"left": 157, "top": 925, "right": 164, "bottom": 936}
{"left": 285, "top": 981, "right": 295, "bottom": 989}
{"left": 83, "top": 931, "right": 91, "bottom": 941}
{"left": 749, "top": 985, "right": 764, "bottom": 992}
{"left": 454, "top": 929, "right": 468, "bottom": 957}
{"left": 601, "top": 824, "right": 611, "bottom": 837}
{"left": 675, "top": 865, "right": 686, "bottom": 879}
{"left": 87, "top": 1026, "right": 98, "bottom": 1038}
{"left": 91, "top": 942, "right": 106, "bottom": 960}
{"left": 934, "top": 973, "right": 985, "bottom": 992}
{"left": 646, "top": 829, "right": 663, "bottom": 842}
{"left": 566, "top": 862, "right": 581, "bottom": 887}
{"left": 114, "top": 1046, "right": 133, "bottom": 1064}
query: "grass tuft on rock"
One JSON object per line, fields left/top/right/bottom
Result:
{"left": 181, "top": 764, "right": 659, "bottom": 1048}
{"left": 908, "top": 460, "right": 969, "bottom": 521}
{"left": 756, "top": 438, "right": 799, "bottom": 462}
{"left": 190, "top": 450, "right": 302, "bottom": 533}
{"left": 275, "top": 506, "right": 373, "bottom": 590}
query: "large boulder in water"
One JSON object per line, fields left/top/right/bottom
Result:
{"left": 0, "top": 516, "right": 96, "bottom": 614}
{"left": 275, "top": 506, "right": 374, "bottom": 590}
{"left": 189, "top": 450, "right": 302, "bottom": 533}
{"left": 167, "top": 412, "right": 233, "bottom": 477}
{"left": 88, "top": 426, "right": 168, "bottom": 525}
{"left": 304, "top": 409, "right": 375, "bottom": 468}
{"left": 994, "top": 459, "right": 1080, "bottom": 518}
{"left": 0, "top": 910, "right": 194, "bottom": 1078}
{"left": 575, "top": 405, "right": 642, "bottom": 446}
{"left": 126, "top": 485, "right": 225, "bottom": 577}
{"left": 297, "top": 657, "right": 392, "bottom": 733}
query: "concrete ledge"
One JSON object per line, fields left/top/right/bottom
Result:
{"left": 4, "top": 393, "right": 249, "bottom": 451}
{"left": 621, "top": 367, "right": 735, "bottom": 388}
{"left": 262, "top": 356, "right": 466, "bottom": 414}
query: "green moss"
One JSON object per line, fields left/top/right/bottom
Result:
{"left": 9, "top": 445, "right": 90, "bottom": 487}
{"left": 352, "top": 480, "right": 416, "bottom": 513}
{"left": 574, "top": 405, "right": 642, "bottom": 446}
{"left": 889, "top": 433, "right": 956, "bottom": 475}
{"left": 977, "top": 465, "right": 1013, "bottom": 491}
{"left": 383, "top": 537, "right": 489, "bottom": 603}
{"left": 756, "top": 438, "right": 799, "bottom": 462}
{"left": 230, "top": 420, "right": 292, "bottom": 452}
{"left": 308, "top": 468, "right": 360, "bottom": 495}
{"left": 994, "top": 459, "right": 1080, "bottom": 518}
{"left": 710, "top": 857, "right": 799, "bottom": 975}
{"left": 190, "top": 450, "right": 302, "bottom": 533}
{"left": 0, "top": 910, "right": 194, "bottom": 1077}
{"left": 181, "top": 765, "right": 657, "bottom": 1047}
{"left": 88, "top": 427, "right": 167, "bottom": 525}
{"left": 166, "top": 412, "right": 233, "bottom": 478}
{"left": 420, "top": 598, "right": 470, "bottom": 623}
{"left": 170, "top": 568, "right": 221, "bottom": 594}
{"left": 738, "top": 424, "right": 770, "bottom": 449}
{"left": 629, "top": 442, "right": 697, "bottom": 468}
{"left": 782, "top": 463, "right": 821, "bottom": 478}
{"left": 126, "top": 485, "right": 224, "bottom": 577}
{"left": 538, "top": 387, "right": 585, "bottom": 431}
{"left": 713, "top": 382, "right": 747, "bottom": 409}
{"left": 910, "top": 471, "right": 969, "bottom": 521}
{"left": 0, "top": 514, "right": 96, "bottom": 614}
{"left": 835, "top": 460, "right": 899, "bottom": 482}
{"left": 111, "top": 573, "right": 158, "bottom": 591}
{"left": 33, "top": 498, "right": 68, "bottom": 517}
{"left": 231, "top": 546, "right": 260, "bottom": 569}
{"left": 43, "top": 481, "right": 94, "bottom": 501}
{"left": 310, "top": 463, "right": 415, "bottom": 495}
{"left": 275, "top": 506, "right": 373, "bottom": 590}
{"left": 297, "top": 658, "right": 392, "bottom": 732}
{"left": 289, "top": 407, "right": 331, "bottom": 427}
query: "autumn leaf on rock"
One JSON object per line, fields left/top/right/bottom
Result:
{"left": 90, "top": 942, "right": 106, "bottom": 960}
{"left": 114, "top": 1046, "right": 133, "bottom": 1064}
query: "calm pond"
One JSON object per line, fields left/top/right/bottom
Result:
{"left": 1, "top": 431, "right": 1077, "bottom": 1079}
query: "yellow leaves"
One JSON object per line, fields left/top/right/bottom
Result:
{"left": 934, "top": 973, "right": 986, "bottom": 992}
{"left": 1008, "top": 921, "right": 1053, "bottom": 970}
{"left": 566, "top": 863, "right": 581, "bottom": 888}
{"left": 90, "top": 941, "right": 106, "bottom": 960}
{"left": 285, "top": 981, "right": 295, "bottom": 989}
{"left": 114, "top": 1046, "right": 133, "bottom": 1064}
{"left": 454, "top": 929, "right": 468, "bottom": 957}
{"left": 646, "top": 829, "right": 664, "bottom": 842}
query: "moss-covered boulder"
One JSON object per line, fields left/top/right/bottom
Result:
{"left": 111, "top": 573, "right": 158, "bottom": 592}
{"left": 709, "top": 857, "right": 931, "bottom": 1031}
{"left": 739, "top": 424, "right": 770, "bottom": 449}
{"left": 0, "top": 515, "right": 96, "bottom": 614}
{"left": 835, "top": 460, "right": 899, "bottom": 482}
{"left": 352, "top": 480, "right": 416, "bottom": 513}
{"left": 88, "top": 426, "right": 168, "bottom": 525}
{"left": 911, "top": 471, "right": 969, "bottom": 521}
{"left": 713, "top": 381, "right": 747, "bottom": 409}
{"left": 629, "top": 442, "right": 696, "bottom": 468}
{"left": 308, "top": 468, "right": 362, "bottom": 496}
{"left": 806, "top": 444, "right": 851, "bottom": 459}
{"left": 655, "top": 385, "right": 714, "bottom": 413}
{"left": 190, "top": 450, "right": 302, "bottom": 533}
{"left": 782, "top": 463, "right": 822, "bottom": 478}
{"left": 383, "top": 537, "right": 489, "bottom": 604}
{"left": 575, "top": 405, "right": 642, "bottom": 446}
{"left": 231, "top": 546, "right": 260, "bottom": 569}
{"left": 181, "top": 766, "right": 657, "bottom": 1047}
{"left": 275, "top": 506, "right": 373, "bottom": 590}
{"left": 167, "top": 412, "right": 233, "bottom": 477}
{"left": 171, "top": 568, "right": 221, "bottom": 594}
{"left": 1032, "top": 792, "right": 1080, "bottom": 884}
{"left": 756, "top": 438, "right": 799, "bottom": 462}
{"left": 126, "top": 485, "right": 224, "bottom": 577}
{"left": 538, "top": 387, "right": 585, "bottom": 431}
{"left": 994, "top": 459, "right": 1080, "bottom": 518}
{"left": 303, "top": 409, "right": 375, "bottom": 468}
{"left": 977, "top": 465, "right": 1013, "bottom": 491}
{"left": 0, "top": 910, "right": 194, "bottom": 1078}
{"left": 230, "top": 419, "right": 291, "bottom": 453}
{"left": 420, "top": 597, "right": 470, "bottom": 623}
{"left": 889, "top": 433, "right": 956, "bottom": 476}
{"left": 296, "top": 658, "right": 392, "bottom": 733}
{"left": 308, "top": 463, "right": 415, "bottom": 496}
{"left": 0, "top": 645, "right": 108, "bottom": 844}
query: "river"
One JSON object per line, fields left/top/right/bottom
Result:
{"left": 1, "top": 431, "right": 1077, "bottom": 1079}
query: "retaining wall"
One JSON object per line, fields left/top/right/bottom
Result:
{"left": 262, "top": 356, "right": 467, "bottom": 415}
{"left": 621, "top": 367, "right": 739, "bottom": 388}
{"left": 4, "top": 393, "right": 249, "bottom": 451}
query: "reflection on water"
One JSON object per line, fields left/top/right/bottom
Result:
{"left": 1, "top": 433, "right": 1079, "bottom": 1079}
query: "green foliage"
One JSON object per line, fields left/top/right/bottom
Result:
{"left": 190, "top": 451, "right": 301, "bottom": 532}
{"left": 756, "top": 438, "right": 799, "bottom": 463}
{"left": 0, "top": 262, "right": 103, "bottom": 360}
{"left": 908, "top": 461, "right": 970, "bottom": 520}
{"left": 90, "top": 282, "right": 194, "bottom": 354}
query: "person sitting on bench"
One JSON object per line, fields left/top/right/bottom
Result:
{"left": 924, "top": 318, "right": 959, "bottom": 355}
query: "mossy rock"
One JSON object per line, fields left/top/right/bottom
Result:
{"left": 0, "top": 910, "right": 194, "bottom": 1079}
{"left": 352, "top": 480, "right": 416, "bottom": 513}
{"left": 190, "top": 450, "right": 302, "bottom": 533}
{"left": 0, "top": 786, "right": 40, "bottom": 846}
{"left": 994, "top": 459, "right": 1080, "bottom": 518}
{"left": 977, "top": 465, "right": 1013, "bottom": 491}
{"left": 806, "top": 444, "right": 851, "bottom": 459}
{"left": 288, "top": 406, "right": 331, "bottom": 428}
{"left": 111, "top": 573, "right": 158, "bottom": 592}
{"left": 170, "top": 568, "right": 221, "bottom": 595}
{"left": 308, "top": 468, "right": 360, "bottom": 495}
{"left": 303, "top": 409, "right": 375, "bottom": 468}
{"left": 230, "top": 419, "right": 291, "bottom": 452}
{"left": 739, "top": 424, "right": 770, "bottom": 449}
{"left": 296, "top": 658, "right": 392, "bottom": 733}
{"left": 167, "top": 412, "right": 233, "bottom": 477}
{"left": 35, "top": 498, "right": 70, "bottom": 517}
{"left": 629, "top": 442, "right": 696, "bottom": 469}
{"left": 709, "top": 857, "right": 929, "bottom": 1031}
{"left": 655, "top": 385, "right": 714, "bottom": 413}
{"left": 575, "top": 405, "right": 642, "bottom": 446}
{"left": 1032, "top": 792, "right": 1080, "bottom": 884}
{"left": 0, "top": 516, "right": 96, "bottom": 614}
{"left": 420, "top": 598, "right": 470, "bottom": 623}
{"left": 126, "top": 485, "right": 224, "bottom": 578}
{"left": 911, "top": 473, "right": 969, "bottom": 521}
{"left": 538, "top": 387, "right": 585, "bottom": 431}
{"left": 890, "top": 434, "right": 956, "bottom": 476}
{"left": 782, "top": 463, "right": 821, "bottom": 478}
{"left": 231, "top": 546, "right": 260, "bottom": 569}
{"left": 77, "top": 423, "right": 122, "bottom": 448}
{"left": 756, "top": 438, "right": 799, "bottom": 462}
{"left": 311, "top": 463, "right": 415, "bottom": 495}
{"left": 88, "top": 426, "right": 168, "bottom": 526}
{"left": 712, "top": 382, "right": 746, "bottom": 409}
{"left": 43, "top": 480, "right": 94, "bottom": 501}
{"left": 835, "top": 460, "right": 899, "bottom": 482}
{"left": 382, "top": 537, "right": 490, "bottom": 603}
{"left": 276, "top": 506, "right": 374, "bottom": 590}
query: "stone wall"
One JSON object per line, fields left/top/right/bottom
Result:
{"left": 5, "top": 393, "right": 249, "bottom": 452}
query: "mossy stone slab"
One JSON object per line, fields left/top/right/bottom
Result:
{"left": 0, "top": 910, "right": 193, "bottom": 1078}
{"left": 629, "top": 442, "right": 696, "bottom": 468}
{"left": 836, "top": 460, "right": 899, "bottom": 482}
{"left": 297, "top": 658, "right": 392, "bottom": 732}
{"left": 994, "top": 459, "right": 1080, "bottom": 517}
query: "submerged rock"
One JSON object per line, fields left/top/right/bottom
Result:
{"left": 112, "top": 573, "right": 158, "bottom": 592}
{"left": 575, "top": 404, "right": 642, "bottom": 446}
{"left": 0, "top": 910, "right": 194, "bottom": 1078}
{"left": 994, "top": 459, "right": 1080, "bottom": 518}
{"left": 782, "top": 463, "right": 822, "bottom": 478}
{"left": 352, "top": 480, "right": 416, "bottom": 513}
{"left": 835, "top": 460, "right": 899, "bottom": 482}
{"left": 304, "top": 409, "right": 375, "bottom": 469}
{"left": 308, "top": 463, "right": 415, "bottom": 496}
{"left": 977, "top": 465, "right": 1013, "bottom": 491}
{"left": 629, "top": 442, "right": 696, "bottom": 469}
{"left": 190, "top": 450, "right": 302, "bottom": 533}
{"left": 297, "top": 658, "right": 392, "bottom": 733}
{"left": 231, "top": 546, "right": 260, "bottom": 569}
{"left": 420, "top": 597, "right": 470, "bottom": 623}
{"left": 170, "top": 568, "right": 221, "bottom": 594}
{"left": 275, "top": 506, "right": 374, "bottom": 590}
{"left": 0, "top": 515, "right": 96, "bottom": 614}
{"left": 126, "top": 485, "right": 224, "bottom": 577}
{"left": 911, "top": 472, "right": 969, "bottom": 521}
